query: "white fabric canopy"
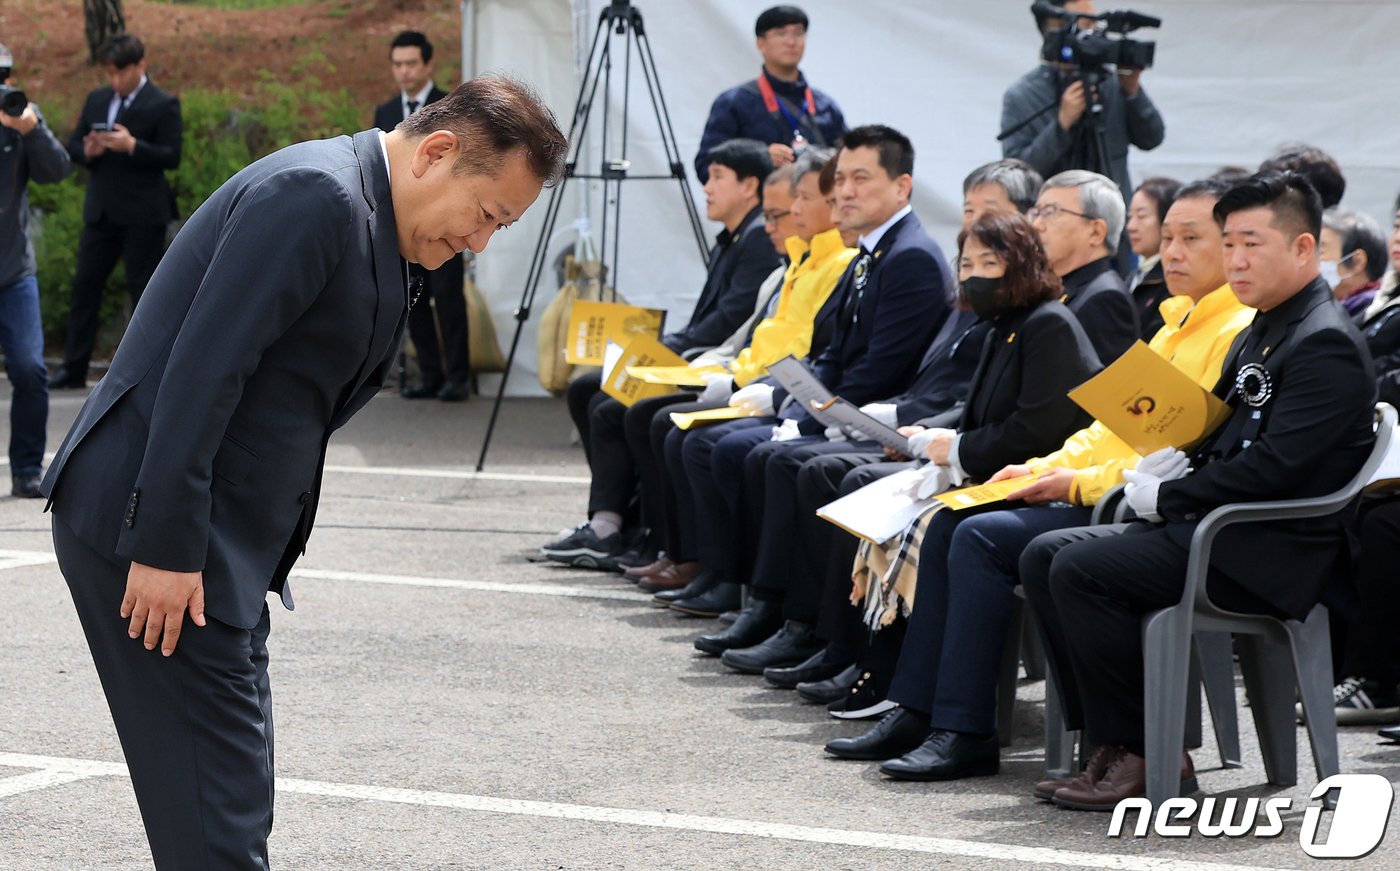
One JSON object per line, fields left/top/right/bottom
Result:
{"left": 466, "top": 0, "right": 1400, "bottom": 395}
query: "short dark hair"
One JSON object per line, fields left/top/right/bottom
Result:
{"left": 957, "top": 211, "right": 1062, "bottom": 310}
{"left": 1323, "top": 208, "right": 1389, "bottom": 282}
{"left": 963, "top": 158, "right": 1043, "bottom": 213}
{"left": 401, "top": 74, "right": 568, "bottom": 187}
{"left": 98, "top": 33, "right": 144, "bottom": 69}
{"left": 706, "top": 138, "right": 774, "bottom": 187}
{"left": 755, "top": 6, "right": 808, "bottom": 37}
{"left": 818, "top": 152, "right": 838, "bottom": 196}
{"left": 841, "top": 124, "right": 914, "bottom": 180}
{"left": 1213, "top": 171, "right": 1323, "bottom": 242}
{"left": 1173, "top": 178, "right": 1231, "bottom": 204}
{"left": 1259, "top": 144, "right": 1346, "bottom": 209}
{"left": 390, "top": 31, "right": 433, "bottom": 64}
{"left": 790, "top": 146, "right": 833, "bottom": 189}
{"left": 1134, "top": 176, "right": 1182, "bottom": 224}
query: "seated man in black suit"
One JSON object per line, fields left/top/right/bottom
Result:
{"left": 1029, "top": 170, "right": 1138, "bottom": 365}
{"left": 1022, "top": 171, "right": 1377, "bottom": 810}
{"left": 51, "top": 32, "right": 181, "bottom": 389}
{"left": 375, "top": 30, "right": 472, "bottom": 401}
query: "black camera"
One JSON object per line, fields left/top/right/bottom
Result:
{"left": 1034, "top": 2, "right": 1159, "bottom": 74}
{"left": 0, "top": 84, "right": 27, "bottom": 118}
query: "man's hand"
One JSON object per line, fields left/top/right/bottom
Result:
{"left": 0, "top": 103, "right": 39, "bottom": 136}
{"left": 1006, "top": 467, "right": 1077, "bottom": 504}
{"left": 120, "top": 562, "right": 206, "bottom": 656}
{"left": 82, "top": 131, "right": 108, "bottom": 160}
{"left": 886, "top": 425, "right": 923, "bottom": 460}
{"left": 100, "top": 123, "right": 137, "bottom": 154}
{"left": 1058, "top": 79, "right": 1087, "bottom": 130}
{"left": 1119, "top": 67, "right": 1143, "bottom": 97}
{"left": 767, "top": 142, "right": 795, "bottom": 166}
{"left": 986, "top": 463, "right": 1032, "bottom": 483}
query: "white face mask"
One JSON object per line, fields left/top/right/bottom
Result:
{"left": 1320, "top": 251, "right": 1357, "bottom": 290}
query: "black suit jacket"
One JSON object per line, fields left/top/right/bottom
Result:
{"left": 43, "top": 130, "right": 409, "bottom": 630}
{"left": 68, "top": 81, "right": 182, "bottom": 226}
{"left": 1062, "top": 257, "right": 1137, "bottom": 365}
{"left": 374, "top": 84, "right": 450, "bottom": 133}
{"left": 1131, "top": 259, "right": 1170, "bottom": 341}
{"left": 1158, "top": 279, "right": 1377, "bottom": 620}
{"left": 664, "top": 207, "right": 778, "bottom": 354}
{"left": 888, "top": 311, "right": 987, "bottom": 426}
{"left": 950, "top": 301, "right": 1099, "bottom": 480}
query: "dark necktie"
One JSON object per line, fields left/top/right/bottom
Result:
{"left": 840, "top": 245, "right": 873, "bottom": 326}
{"left": 406, "top": 100, "right": 420, "bottom": 117}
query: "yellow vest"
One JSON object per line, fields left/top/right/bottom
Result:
{"left": 730, "top": 228, "right": 856, "bottom": 386}
{"left": 1027, "top": 284, "right": 1256, "bottom": 505}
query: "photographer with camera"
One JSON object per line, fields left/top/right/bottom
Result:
{"left": 1000, "top": 0, "right": 1164, "bottom": 266}
{"left": 0, "top": 43, "right": 72, "bottom": 497}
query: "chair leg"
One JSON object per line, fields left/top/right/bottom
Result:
{"left": 1185, "top": 655, "right": 1204, "bottom": 750}
{"left": 1042, "top": 667, "right": 1078, "bottom": 779}
{"left": 997, "top": 599, "right": 1022, "bottom": 748}
{"left": 1290, "top": 607, "right": 1340, "bottom": 786}
{"left": 1236, "top": 634, "right": 1299, "bottom": 787}
{"left": 1195, "top": 631, "right": 1243, "bottom": 769}
{"left": 1143, "top": 607, "right": 1194, "bottom": 808}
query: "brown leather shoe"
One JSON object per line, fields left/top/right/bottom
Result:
{"left": 624, "top": 554, "right": 672, "bottom": 580}
{"left": 1033, "top": 743, "right": 1118, "bottom": 801}
{"left": 637, "top": 561, "right": 700, "bottom": 593}
{"left": 1053, "top": 751, "right": 1196, "bottom": 811}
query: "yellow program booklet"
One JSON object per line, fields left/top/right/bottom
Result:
{"left": 1068, "top": 341, "right": 1232, "bottom": 456}
{"left": 600, "top": 335, "right": 689, "bottom": 407}
{"left": 935, "top": 474, "right": 1043, "bottom": 510}
{"left": 670, "top": 406, "right": 759, "bottom": 430}
{"left": 627, "top": 365, "right": 728, "bottom": 387}
{"left": 565, "top": 300, "right": 667, "bottom": 365}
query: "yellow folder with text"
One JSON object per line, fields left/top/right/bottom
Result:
{"left": 670, "top": 406, "right": 760, "bottom": 430}
{"left": 627, "top": 365, "right": 728, "bottom": 387}
{"left": 565, "top": 300, "right": 667, "bottom": 365}
{"left": 600, "top": 334, "right": 689, "bottom": 407}
{"left": 935, "top": 474, "right": 1043, "bottom": 510}
{"left": 1068, "top": 341, "right": 1232, "bottom": 456}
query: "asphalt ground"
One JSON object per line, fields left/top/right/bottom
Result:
{"left": 1, "top": 384, "right": 1398, "bottom": 870}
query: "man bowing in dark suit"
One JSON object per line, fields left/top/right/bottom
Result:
{"left": 375, "top": 30, "right": 473, "bottom": 401}
{"left": 43, "top": 75, "right": 567, "bottom": 869}
{"left": 50, "top": 32, "right": 182, "bottom": 390}
{"left": 1022, "top": 171, "right": 1377, "bottom": 810}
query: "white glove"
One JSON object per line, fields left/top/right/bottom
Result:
{"left": 1136, "top": 447, "right": 1190, "bottom": 482}
{"left": 770, "top": 418, "right": 802, "bottom": 442}
{"left": 914, "top": 464, "right": 953, "bottom": 499}
{"left": 729, "top": 383, "right": 775, "bottom": 416}
{"left": 1121, "top": 469, "right": 1163, "bottom": 522}
{"left": 691, "top": 353, "right": 723, "bottom": 368}
{"left": 699, "top": 372, "right": 734, "bottom": 404}
{"left": 823, "top": 424, "right": 847, "bottom": 442}
{"left": 860, "top": 403, "right": 899, "bottom": 429}
{"left": 906, "top": 427, "right": 954, "bottom": 462}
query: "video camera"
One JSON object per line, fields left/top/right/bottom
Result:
{"left": 0, "top": 86, "right": 28, "bottom": 118}
{"left": 1032, "top": 1, "right": 1159, "bottom": 74}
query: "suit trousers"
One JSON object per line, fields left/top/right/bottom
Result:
{"left": 680, "top": 419, "right": 774, "bottom": 581}
{"left": 565, "top": 372, "right": 604, "bottom": 465}
{"left": 1340, "top": 496, "right": 1400, "bottom": 683}
{"left": 886, "top": 504, "right": 1092, "bottom": 736}
{"left": 63, "top": 218, "right": 166, "bottom": 377}
{"left": 53, "top": 515, "right": 274, "bottom": 870}
{"left": 405, "top": 256, "right": 470, "bottom": 385}
{"left": 1020, "top": 521, "right": 1284, "bottom": 755}
{"left": 632, "top": 399, "right": 719, "bottom": 556}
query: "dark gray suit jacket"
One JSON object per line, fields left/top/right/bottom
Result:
{"left": 43, "top": 130, "right": 409, "bottom": 630}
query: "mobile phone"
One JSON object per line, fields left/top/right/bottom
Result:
{"left": 90, "top": 122, "right": 111, "bottom": 133}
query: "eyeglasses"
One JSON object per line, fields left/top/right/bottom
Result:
{"left": 1028, "top": 203, "right": 1095, "bottom": 222}
{"left": 762, "top": 210, "right": 792, "bottom": 226}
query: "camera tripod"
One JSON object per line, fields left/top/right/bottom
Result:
{"left": 475, "top": 0, "right": 709, "bottom": 471}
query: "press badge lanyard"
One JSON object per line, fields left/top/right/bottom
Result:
{"left": 757, "top": 73, "right": 817, "bottom": 145}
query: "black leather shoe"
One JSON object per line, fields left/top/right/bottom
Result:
{"left": 765, "top": 649, "right": 852, "bottom": 689}
{"left": 437, "top": 379, "right": 470, "bottom": 402}
{"left": 651, "top": 570, "right": 715, "bottom": 607}
{"left": 670, "top": 581, "right": 741, "bottom": 618}
{"left": 1380, "top": 725, "right": 1400, "bottom": 743}
{"left": 10, "top": 473, "right": 42, "bottom": 499}
{"left": 825, "top": 708, "right": 931, "bottom": 761}
{"left": 47, "top": 365, "right": 86, "bottom": 389}
{"left": 797, "top": 664, "right": 860, "bottom": 704}
{"left": 718, "top": 610, "right": 740, "bottom": 626}
{"left": 401, "top": 379, "right": 443, "bottom": 399}
{"left": 878, "top": 728, "right": 1000, "bottom": 781}
{"left": 722, "top": 620, "right": 825, "bottom": 674}
{"left": 694, "top": 600, "right": 782, "bottom": 656}
{"left": 827, "top": 670, "right": 896, "bottom": 720}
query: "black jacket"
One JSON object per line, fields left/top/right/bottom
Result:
{"left": 1159, "top": 279, "right": 1377, "bottom": 620}
{"left": 68, "top": 80, "right": 182, "bottom": 226}
{"left": 374, "top": 84, "right": 450, "bottom": 133}
{"left": 888, "top": 310, "right": 987, "bottom": 426}
{"left": 925, "top": 300, "right": 1098, "bottom": 480}
{"left": 1061, "top": 257, "right": 1137, "bottom": 365}
{"left": 1131, "top": 258, "right": 1170, "bottom": 341}
{"left": 664, "top": 206, "right": 779, "bottom": 354}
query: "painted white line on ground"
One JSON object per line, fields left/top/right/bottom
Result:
{"left": 0, "top": 768, "right": 100, "bottom": 798}
{"left": 0, "top": 550, "right": 58, "bottom": 571}
{"left": 0, "top": 752, "right": 1297, "bottom": 871}
{"left": 291, "top": 568, "right": 642, "bottom": 602}
{"left": 323, "top": 465, "right": 589, "bottom": 485}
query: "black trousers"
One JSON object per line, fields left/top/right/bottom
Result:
{"left": 405, "top": 256, "right": 470, "bottom": 385}
{"left": 679, "top": 418, "right": 774, "bottom": 581}
{"left": 1340, "top": 496, "right": 1400, "bottom": 683}
{"left": 631, "top": 399, "right": 722, "bottom": 556}
{"left": 63, "top": 218, "right": 166, "bottom": 377}
{"left": 1020, "top": 521, "right": 1284, "bottom": 756}
{"left": 565, "top": 371, "right": 604, "bottom": 464}
{"left": 53, "top": 515, "right": 274, "bottom": 870}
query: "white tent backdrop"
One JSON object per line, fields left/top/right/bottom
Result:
{"left": 465, "top": 0, "right": 1399, "bottom": 396}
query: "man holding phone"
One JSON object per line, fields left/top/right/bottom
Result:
{"left": 51, "top": 31, "right": 182, "bottom": 390}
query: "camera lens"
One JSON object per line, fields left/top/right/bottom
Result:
{"left": 1, "top": 87, "right": 26, "bottom": 117}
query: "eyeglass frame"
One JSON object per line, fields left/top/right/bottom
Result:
{"left": 1028, "top": 202, "right": 1099, "bottom": 223}
{"left": 762, "top": 209, "right": 792, "bottom": 227}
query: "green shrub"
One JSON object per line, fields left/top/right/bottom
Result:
{"left": 30, "top": 73, "right": 361, "bottom": 350}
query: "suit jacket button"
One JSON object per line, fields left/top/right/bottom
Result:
{"left": 298, "top": 491, "right": 312, "bottom": 505}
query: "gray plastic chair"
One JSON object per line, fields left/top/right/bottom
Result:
{"left": 1141, "top": 403, "right": 1396, "bottom": 808}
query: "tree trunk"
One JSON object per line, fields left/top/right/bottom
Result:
{"left": 83, "top": 0, "right": 126, "bottom": 65}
